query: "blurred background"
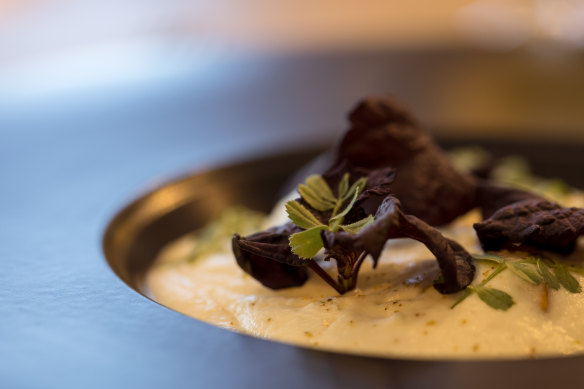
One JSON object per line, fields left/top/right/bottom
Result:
{"left": 2, "top": 0, "right": 584, "bottom": 161}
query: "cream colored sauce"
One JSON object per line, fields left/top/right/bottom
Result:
{"left": 146, "top": 194, "right": 584, "bottom": 360}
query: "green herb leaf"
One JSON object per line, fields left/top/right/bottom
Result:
{"left": 536, "top": 258, "right": 560, "bottom": 290}
{"left": 567, "top": 264, "right": 584, "bottom": 276}
{"left": 340, "top": 215, "right": 375, "bottom": 234}
{"left": 472, "top": 253, "right": 505, "bottom": 264}
{"left": 304, "top": 175, "right": 336, "bottom": 202}
{"left": 472, "top": 285, "right": 514, "bottom": 311}
{"left": 330, "top": 189, "right": 361, "bottom": 223}
{"left": 285, "top": 201, "right": 326, "bottom": 230}
{"left": 343, "top": 177, "right": 368, "bottom": 201}
{"left": 507, "top": 262, "right": 543, "bottom": 285}
{"left": 289, "top": 226, "right": 328, "bottom": 259}
{"left": 298, "top": 184, "right": 336, "bottom": 211}
{"left": 337, "top": 173, "right": 349, "bottom": 199}
{"left": 555, "top": 264, "right": 582, "bottom": 293}
{"left": 188, "top": 206, "right": 266, "bottom": 262}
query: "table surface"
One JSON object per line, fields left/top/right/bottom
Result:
{"left": 3, "top": 51, "right": 584, "bottom": 389}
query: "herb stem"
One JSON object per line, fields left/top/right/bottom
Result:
{"left": 451, "top": 263, "right": 507, "bottom": 309}
{"left": 306, "top": 259, "right": 345, "bottom": 294}
{"left": 450, "top": 288, "right": 473, "bottom": 309}
{"left": 352, "top": 251, "right": 367, "bottom": 274}
{"left": 482, "top": 263, "right": 507, "bottom": 285}
{"left": 540, "top": 282, "right": 549, "bottom": 312}
{"left": 331, "top": 200, "right": 342, "bottom": 219}
{"left": 330, "top": 218, "right": 341, "bottom": 232}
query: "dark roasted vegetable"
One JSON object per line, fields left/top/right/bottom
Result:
{"left": 232, "top": 223, "right": 308, "bottom": 289}
{"left": 232, "top": 96, "right": 584, "bottom": 297}
{"left": 474, "top": 199, "right": 584, "bottom": 254}
{"left": 336, "top": 97, "right": 478, "bottom": 226}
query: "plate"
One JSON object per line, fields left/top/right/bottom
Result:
{"left": 102, "top": 138, "right": 584, "bottom": 387}
{"left": 103, "top": 147, "right": 325, "bottom": 294}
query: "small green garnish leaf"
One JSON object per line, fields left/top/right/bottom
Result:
{"left": 285, "top": 173, "right": 375, "bottom": 293}
{"left": 454, "top": 253, "right": 583, "bottom": 311}
{"left": 536, "top": 258, "right": 560, "bottom": 290}
{"left": 343, "top": 177, "right": 368, "bottom": 201}
{"left": 298, "top": 184, "right": 336, "bottom": 211}
{"left": 187, "top": 206, "right": 266, "bottom": 262}
{"left": 507, "top": 262, "right": 543, "bottom": 285}
{"left": 555, "top": 264, "right": 582, "bottom": 293}
{"left": 472, "top": 285, "right": 514, "bottom": 311}
{"left": 330, "top": 189, "right": 361, "bottom": 223}
{"left": 451, "top": 262, "right": 509, "bottom": 310}
{"left": 304, "top": 175, "right": 336, "bottom": 202}
{"left": 285, "top": 201, "right": 325, "bottom": 230}
{"left": 339, "top": 215, "right": 375, "bottom": 234}
{"left": 338, "top": 173, "right": 350, "bottom": 199}
{"left": 567, "top": 264, "right": 584, "bottom": 276}
{"left": 472, "top": 253, "right": 505, "bottom": 264}
{"left": 289, "top": 226, "right": 328, "bottom": 259}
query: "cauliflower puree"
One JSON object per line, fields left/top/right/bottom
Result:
{"left": 146, "top": 193, "right": 584, "bottom": 359}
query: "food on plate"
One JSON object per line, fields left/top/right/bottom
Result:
{"left": 146, "top": 97, "right": 584, "bottom": 358}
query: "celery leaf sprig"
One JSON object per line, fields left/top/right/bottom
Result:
{"left": 284, "top": 174, "right": 374, "bottom": 293}
{"left": 451, "top": 253, "right": 583, "bottom": 311}
{"left": 286, "top": 174, "right": 372, "bottom": 259}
